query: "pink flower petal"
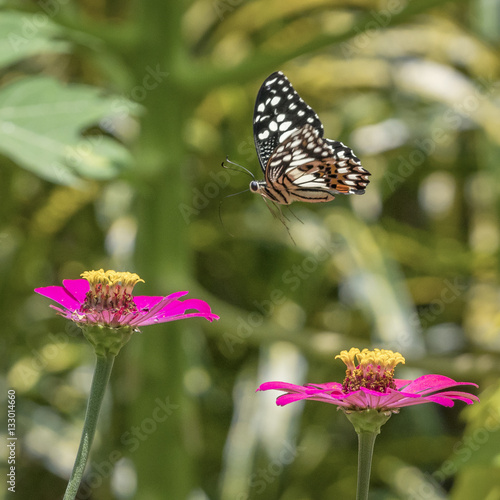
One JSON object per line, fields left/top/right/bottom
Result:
{"left": 394, "top": 379, "right": 413, "bottom": 389}
{"left": 49, "top": 305, "right": 73, "bottom": 319}
{"left": 257, "top": 381, "right": 312, "bottom": 393}
{"left": 35, "top": 285, "right": 81, "bottom": 310}
{"left": 134, "top": 292, "right": 188, "bottom": 311}
{"left": 134, "top": 295, "right": 218, "bottom": 326}
{"left": 424, "top": 391, "right": 479, "bottom": 406}
{"left": 310, "top": 382, "right": 344, "bottom": 391}
{"left": 400, "top": 374, "right": 478, "bottom": 395}
{"left": 159, "top": 311, "right": 219, "bottom": 323}
{"left": 275, "top": 393, "right": 308, "bottom": 406}
{"left": 419, "top": 395, "right": 456, "bottom": 407}
{"left": 156, "top": 298, "right": 213, "bottom": 317}
{"left": 62, "top": 279, "right": 89, "bottom": 305}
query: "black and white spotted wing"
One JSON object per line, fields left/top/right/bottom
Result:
{"left": 250, "top": 71, "right": 370, "bottom": 205}
{"left": 253, "top": 72, "right": 324, "bottom": 170}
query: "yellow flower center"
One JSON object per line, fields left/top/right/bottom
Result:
{"left": 336, "top": 348, "right": 405, "bottom": 394}
{"left": 80, "top": 269, "right": 144, "bottom": 314}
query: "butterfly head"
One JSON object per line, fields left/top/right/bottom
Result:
{"left": 249, "top": 180, "right": 261, "bottom": 193}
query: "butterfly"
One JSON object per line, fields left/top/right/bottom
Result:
{"left": 250, "top": 71, "right": 370, "bottom": 205}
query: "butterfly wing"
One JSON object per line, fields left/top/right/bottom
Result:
{"left": 253, "top": 71, "right": 323, "bottom": 173}
{"left": 265, "top": 124, "right": 370, "bottom": 202}
{"left": 323, "top": 137, "right": 370, "bottom": 194}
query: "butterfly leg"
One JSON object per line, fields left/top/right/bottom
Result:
{"left": 261, "top": 198, "right": 296, "bottom": 245}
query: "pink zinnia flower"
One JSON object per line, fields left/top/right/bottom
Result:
{"left": 259, "top": 348, "right": 479, "bottom": 500}
{"left": 36, "top": 270, "right": 218, "bottom": 497}
{"left": 35, "top": 269, "right": 219, "bottom": 330}
{"left": 258, "top": 348, "right": 479, "bottom": 412}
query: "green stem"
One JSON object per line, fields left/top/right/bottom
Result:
{"left": 355, "top": 431, "right": 378, "bottom": 500}
{"left": 63, "top": 353, "right": 115, "bottom": 500}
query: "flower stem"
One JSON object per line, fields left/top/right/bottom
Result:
{"left": 63, "top": 353, "right": 115, "bottom": 500}
{"left": 355, "top": 430, "right": 378, "bottom": 500}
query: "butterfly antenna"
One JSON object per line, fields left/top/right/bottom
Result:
{"left": 222, "top": 157, "right": 256, "bottom": 180}
{"left": 218, "top": 188, "right": 251, "bottom": 237}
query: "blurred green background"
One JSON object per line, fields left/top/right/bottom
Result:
{"left": 1, "top": 0, "right": 500, "bottom": 498}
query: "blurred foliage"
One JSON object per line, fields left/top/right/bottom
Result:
{"left": 1, "top": 0, "right": 500, "bottom": 499}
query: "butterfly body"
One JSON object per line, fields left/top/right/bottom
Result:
{"left": 251, "top": 72, "right": 370, "bottom": 204}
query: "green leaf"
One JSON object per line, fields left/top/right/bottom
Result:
{"left": 0, "top": 76, "right": 136, "bottom": 185}
{"left": 0, "top": 10, "right": 70, "bottom": 67}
